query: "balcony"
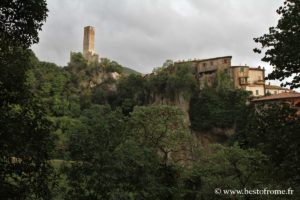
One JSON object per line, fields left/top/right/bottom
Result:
{"left": 239, "top": 77, "right": 250, "bottom": 85}
{"left": 255, "top": 80, "right": 265, "bottom": 85}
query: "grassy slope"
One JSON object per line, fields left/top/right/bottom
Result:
{"left": 122, "top": 66, "right": 141, "bottom": 75}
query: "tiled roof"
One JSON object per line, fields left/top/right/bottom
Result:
{"left": 265, "top": 84, "right": 290, "bottom": 90}
{"left": 252, "top": 92, "right": 300, "bottom": 102}
{"left": 174, "top": 56, "right": 232, "bottom": 64}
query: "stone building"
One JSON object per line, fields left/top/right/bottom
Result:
{"left": 252, "top": 92, "right": 300, "bottom": 115}
{"left": 70, "top": 26, "right": 99, "bottom": 63}
{"left": 265, "top": 83, "right": 291, "bottom": 95}
{"left": 175, "top": 56, "right": 266, "bottom": 96}
{"left": 176, "top": 56, "right": 232, "bottom": 88}
{"left": 230, "top": 66, "right": 265, "bottom": 96}
{"left": 83, "top": 26, "right": 99, "bottom": 62}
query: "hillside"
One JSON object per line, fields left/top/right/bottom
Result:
{"left": 9, "top": 50, "right": 300, "bottom": 199}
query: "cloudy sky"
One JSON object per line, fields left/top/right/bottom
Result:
{"left": 32, "top": 0, "right": 284, "bottom": 76}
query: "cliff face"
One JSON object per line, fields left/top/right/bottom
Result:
{"left": 71, "top": 64, "right": 232, "bottom": 146}
{"left": 78, "top": 71, "right": 120, "bottom": 90}
{"left": 150, "top": 92, "right": 191, "bottom": 126}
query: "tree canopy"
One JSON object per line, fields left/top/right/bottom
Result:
{"left": 254, "top": 0, "right": 300, "bottom": 89}
{"left": 0, "top": 1, "right": 54, "bottom": 199}
{"left": 0, "top": 0, "right": 48, "bottom": 51}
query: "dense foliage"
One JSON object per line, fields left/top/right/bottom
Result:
{"left": 189, "top": 71, "right": 250, "bottom": 131}
{"left": 0, "top": 1, "right": 55, "bottom": 199}
{"left": 22, "top": 56, "right": 299, "bottom": 199}
{"left": 0, "top": 0, "right": 48, "bottom": 51}
{"left": 254, "top": 0, "right": 300, "bottom": 88}
{"left": 2, "top": 0, "right": 300, "bottom": 199}
{"left": 234, "top": 102, "right": 300, "bottom": 186}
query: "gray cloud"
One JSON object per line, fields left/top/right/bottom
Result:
{"left": 32, "top": 0, "right": 284, "bottom": 76}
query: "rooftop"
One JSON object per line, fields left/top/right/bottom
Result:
{"left": 230, "top": 66, "right": 264, "bottom": 71}
{"left": 175, "top": 56, "right": 232, "bottom": 64}
{"left": 252, "top": 92, "right": 300, "bottom": 102}
{"left": 265, "top": 84, "right": 290, "bottom": 90}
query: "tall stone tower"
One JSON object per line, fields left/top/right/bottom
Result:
{"left": 83, "top": 26, "right": 95, "bottom": 57}
{"left": 82, "top": 26, "right": 99, "bottom": 63}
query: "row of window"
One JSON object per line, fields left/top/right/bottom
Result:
{"left": 201, "top": 59, "right": 228, "bottom": 67}
{"left": 248, "top": 90, "right": 260, "bottom": 95}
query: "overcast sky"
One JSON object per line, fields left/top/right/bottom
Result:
{"left": 32, "top": 0, "right": 284, "bottom": 77}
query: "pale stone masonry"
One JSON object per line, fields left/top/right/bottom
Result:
{"left": 83, "top": 26, "right": 99, "bottom": 63}
{"left": 230, "top": 65, "right": 265, "bottom": 96}
{"left": 265, "top": 83, "right": 292, "bottom": 95}
{"left": 83, "top": 26, "right": 94, "bottom": 57}
{"left": 175, "top": 56, "right": 267, "bottom": 96}
{"left": 70, "top": 26, "right": 99, "bottom": 63}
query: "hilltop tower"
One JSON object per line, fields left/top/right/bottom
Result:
{"left": 83, "top": 26, "right": 95, "bottom": 57}
{"left": 82, "top": 26, "right": 99, "bottom": 63}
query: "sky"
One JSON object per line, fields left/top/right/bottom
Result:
{"left": 32, "top": 0, "right": 284, "bottom": 79}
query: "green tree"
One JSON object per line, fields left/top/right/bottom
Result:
{"left": 129, "top": 106, "right": 193, "bottom": 165}
{"left": 101, "top": 58, "right": 123, "bottom": 74}
{"left": 189, "top": 75, "right": 249, "bottom": 131}
{"left": 0, "top": 1, "right": 55, "bottom": 198}
{"left": 110, "top": 74, "right": 146, "bottom": 115}
{"left": 65, "top": 105, "right": 127, "bottom": 199}
{"left": 65, "top": 105, "right": 195, "bottom": 199}
{"left": 254, "top": 0, "right": 300, "bottom": 89}
{"left": 237, "top": 103, "right": 300, "bottom": 187}
{"left": 190, "top": 144, "right": 270, "bottom": 200}
{"left": 128, "top": 106, "right": 196, "bottom": 199}
{"left": 147, "top": 63, "right": 197, "bottom": 101}
{"left": 26, "top": 62, "right": 73, "bottom": 116}
{"left": 0, "top": 49, "right": 55, "bottom": 199}
{"left": 235, "top": 102, "right": 300, "bottom": 186}
{"left": 0, "top": 0, "right": 48, "bottom": 51}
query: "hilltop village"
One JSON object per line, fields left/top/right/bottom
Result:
{"left": 3, "top": 1, "right": 300, "bottom": 198}
{"left": 71, "top": 26, "right": 296, "bottom": 99}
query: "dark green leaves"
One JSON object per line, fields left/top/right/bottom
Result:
{"left": 254, "top": 0, "right": 300, "bottom": 89}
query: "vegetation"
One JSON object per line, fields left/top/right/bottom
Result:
{"left": 147, "top": 62, "right": 197, "bottom": 100}
{"left": 254, "top": 0, "right": 300, "bottom": 89}
{"left": 0, "top": 0, "right": 48, "bottom": 50}
{"left": 17, "top": 53, "right": 299, "bottom": 199}
{"left": 234, "top": 102, "right": 300, "bottom": 186}
{"left": 1, "top": 0, "right": 300, "bottom": 199}
{"left": 189, "top": 71, "right": 249, "bottom": 131}
{"left": 0, "top": 1, "right": 55, "bottom": 199}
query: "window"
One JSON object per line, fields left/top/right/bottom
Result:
{"left": 240, "top": 77, "right": 247, "bottom": 84}
{"left": 256, "top": 90, "right": 259, "bottom": 95}
{"left": 203, "top": 63, "right": 207, "bottom": 67}
{"left": 223, "top": 59, "right": 227, "bottom": 64}
{"left": 274, "top": 91, "right": 277, "bottom": 94}
{"left": 210, "top": 61, "right": 214, "bottom": 65}
{"left": 240, "top": 67, "right": 244, "bottom": 72}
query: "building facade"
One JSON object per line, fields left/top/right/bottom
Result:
{"left": 265, "top": 83, "right": 291, "bottom": 95}
{"left": 230, "top": 66, "right": 265, "bottom": 96}
{"left": 176, "top": 56, "right": 232, "bottom": 88}
{"left": 252, "top": 92, "right": 300, "bottom": 115}
{"left": 175, "top": 56, "right": 266, "bottom": 96}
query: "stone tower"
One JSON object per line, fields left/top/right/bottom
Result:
{"left": 82, "top": 26, "right": 99, "bottom": 63}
